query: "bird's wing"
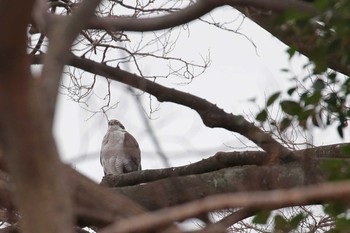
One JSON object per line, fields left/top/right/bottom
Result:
{"left": 100, "top": 133, "right": 110, "bottom": 166}
{"left": 124, "top": 132, "right": 141, "bottom": 171}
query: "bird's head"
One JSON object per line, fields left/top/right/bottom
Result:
{"left": 108, "top": 119, "right": 125, "bottom": 130}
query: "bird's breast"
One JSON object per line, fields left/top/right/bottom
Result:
{"left": 108, "top": 130, "right": 125, "bottom": 143}
{"left": 102, "top": 130, "right": 125, "bottom": 152}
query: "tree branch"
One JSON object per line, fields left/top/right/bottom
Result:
{"left": 114, "top": 162, "right": 323, "bottom": 211}
{"left": 101, "top": 179, "right": 350, "bottom": 233}
{"left": 67, "top": 165, "right": 146, "bottom": 227}
{"left": 101, "top": 150, "right": 268, "bottom": 187}
{"left": 192, "top": 208, "right": 257, "bottom": 233}
{"left": 102, "top": 143, "right": 348, "bottom": 188}
{"left": 45, "top": 0, "right": 218, "bottom": 32}
{"left": 43, "top": 0, "right": 315, "bottom": 33}
{"left": 64, "top": 54, "right": 291, "bottom": 159}
{"left": 0, "top": 164, "right": 182, "bottom": 231}
{"left": 0, "top": 143, "right": 346, "bottom": 229}
{"left": 0, "top": 1, "right": 74, "bottom": 233}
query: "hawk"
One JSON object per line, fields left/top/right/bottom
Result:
{"left": 100, "top": 119, "right": 141, "bottom": 175}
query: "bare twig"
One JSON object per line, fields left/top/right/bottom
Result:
{"left": 126, "top": 87, "right": 171, "bottom": 167}
{"left": 40, "top": 0, "right": 103, "bottom": 126}
{"left": 67, "top": 54, "right": 291, "bottom": 160}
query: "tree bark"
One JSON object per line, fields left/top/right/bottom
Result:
{"left": 114, "top": 161, "right": 323, "bottom": 211}
{"left": 0, "top": 2, "right": 74, "bottom": 233}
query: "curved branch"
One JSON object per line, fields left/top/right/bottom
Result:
{"left": 64, "top": 54, "right": 290, "bottom": 159}
{"left": 193, "top": 208, "right": 257, "bottom": 233}
{"left": 43, "top": 0, "right": 315, "bottom": 33}
{"left": 47, "top": 0, "right": 218, "bottom": 32}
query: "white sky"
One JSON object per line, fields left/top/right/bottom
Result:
{"left": 53, "top": 6, "right": 349, "bottom": 183}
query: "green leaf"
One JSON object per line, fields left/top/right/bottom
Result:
{"left": 281, "top": 100, "right": 302, "bottom": 116}
{"left": 325, "top": 93, "right": 339, "bottom": 112}
{"left": 287, "top": 45, "right": 297, "bottom": 58}
{"left": 300, "top": 92, "right": 308, "bottom": 101}
{"left": 298, "top": 108, "right": 314, "bottom": 121}
{"left": 280, "top": 117, "right": 292, "bottom": 131}
{"left": 337, "top": 124, "right": 344, "bottom": 138}
{"left": 313, "top": 79, "right": 325, "bottom": 92}
{"left": 289, "top": 213, "right": 306, "bottom": 229}
{"left": 328, "top": 72, "right": 337, "bottom": 82}
{"left": 324, "top": 203, "right": 347, "bottom": 217}
{"left": 313, "top": 60, "right": 327, "bottom": 74}
{"left": 287, "top": 87, "right": 297, "bottom": 96}
{"left": 256, "top": 109, "right": 268, "bottom": 122}
{"left": 267, "top": 92, "right": 281, "bottom": 107}
{"left": 274, "top": 214, "right": 288, "bottom": 231}
{"left": 252, "top": 211, "right": 271, "bottom": 224}
{"left": 273, "top": 213, "right": 306, "bottom": 231}
{"left": 304, "top": 92, "right": 321, "bottom": 105}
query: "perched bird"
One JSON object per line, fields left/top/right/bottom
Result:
{"left": 100, "top": 119, "right": 141, "bottom": 175}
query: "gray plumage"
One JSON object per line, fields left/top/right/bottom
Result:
{"left": 100, "top": 119, "right": 141, "bottom": 175}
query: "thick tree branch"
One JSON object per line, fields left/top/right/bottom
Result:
{"left": 101, "top": 150, "right": 267, "bottom": 187}
{"left": 67, "top": 165, "right": 146, "bottom": 227}
{"left": 101, "top": 179, "right": 350, "bottom": 233}
{"left": 0, "top": 1, "right": 74, "bottom": 233}
{"left": 0, "top": 143, "right": 345, "bottom": 229}
{"left": 114, "top": 162, "right": 322, "bottom": 211}
{"left": 102, "top": 143, "right": 349, "bottom": 187}
{"left": 0, "top": 144, "right": 344, "bottom": 230}
{"left": 0, "top": 164, "right": 181, "bottom": 230}
{"left": 42, "top": 0, "right": 315, "bottom": 33}
{"left": 45, "top": 0, "right": 218, "bottom": 32}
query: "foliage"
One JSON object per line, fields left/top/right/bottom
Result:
{"left": 256, "top": 0, "right": 350, "bottom": 138}
{"left": 252, "top": 1, "right": 350, "bottom": 232}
